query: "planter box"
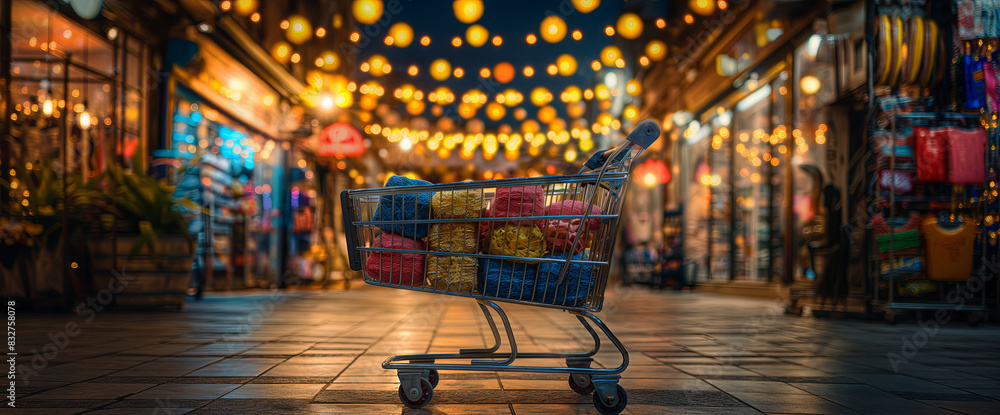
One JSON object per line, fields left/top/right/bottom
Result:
{"left": 89, "top": 234, "right": 194, "bottom": 309}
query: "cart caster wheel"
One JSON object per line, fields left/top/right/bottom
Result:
{"left": 593, "top": 384, "right": 627, "bottom": 414}
{"left": 569, "top": 374, "right": 595, "bottom": 394}
{"left": 425, "top": 369, "right": 439, "bottom": 388}
{"left": 398, "top": 378, "right": 433, "bottom": 409}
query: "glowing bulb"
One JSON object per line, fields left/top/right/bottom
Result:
{"left": 78, "top": 111, "right": 91, "bottom": 128}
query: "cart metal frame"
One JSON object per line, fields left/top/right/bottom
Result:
{"left": 341, "top": 120, "right": 660, "bottom": 414}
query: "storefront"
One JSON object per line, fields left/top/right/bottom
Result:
{"left": 641, "top": 0, "right": 866, "bottom": 296}
{"left": 161, "top": 28, "right": 316, "bottom": 291}
{"left": 2, "top": 0, "right": 160, "bottom": 199}
{"left": 0, "top": 0, "right": 176, "bottom": 304}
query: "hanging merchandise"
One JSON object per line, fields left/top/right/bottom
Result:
{"left": 873, "top": 14, "right": 944, "bottom": 88}
{"left": 914, "top": 126, "right": 949, "bottom": 182}
{"left": 922, "top": 214, "right": 976, "bottom": 281}
{"left": 873, "top": 212, "right": 922, "bottom": 255}
{"left": 865, "top": 0, "right": 998, "bottom": 322}
{"left": 945, "top": 127, "right": 987, "bottom": 184}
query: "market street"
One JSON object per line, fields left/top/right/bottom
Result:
{"left": 9, "top": 286, "right": 1000, "bottom": 414}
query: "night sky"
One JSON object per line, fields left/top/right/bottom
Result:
{"left": 352, "top": 0, "right": 638, "bottom": 126}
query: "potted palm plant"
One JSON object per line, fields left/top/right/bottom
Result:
{"left": 87, "top": 160, "right": 196, "bottom": 309}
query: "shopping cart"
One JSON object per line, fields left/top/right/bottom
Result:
{"left": 341, "top": 120, "right": 660, "bottom": 414}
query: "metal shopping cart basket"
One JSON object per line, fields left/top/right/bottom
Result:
{"left": 341, "top": 120, "right": 660, "bottom": 414}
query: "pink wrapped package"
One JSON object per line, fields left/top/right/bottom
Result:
{"left": 365, "top": 233, "right": 426, "bottom": 287}
{"left": 544, "top": 201, "right": 603, "bottom": 253}
{"left": 485, "top": 185, "right": 546, "bottom": 228}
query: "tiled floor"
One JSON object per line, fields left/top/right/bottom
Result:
{"left": 10, "top": 285, "right": 1000, "bottom": 414}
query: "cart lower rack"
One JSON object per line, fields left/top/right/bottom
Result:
{"left": 341, "top": 120, "right": 661, "bottom": 414}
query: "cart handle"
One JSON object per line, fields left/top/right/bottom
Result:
{"left": 558, "top": 120, "right": 661, "bottom": 287}
{"left": 582, "top": 120, "right": 660, "bottom": 171}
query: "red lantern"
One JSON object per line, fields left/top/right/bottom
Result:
{"left": 633, "top": 159, "right": 670, "bottom": 185}
{"left": 318, "top": 122, "right": 365, "bottom": 157}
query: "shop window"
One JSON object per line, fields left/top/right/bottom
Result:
{"left": 5, "top": 0, "right": 149, "bottom": 178}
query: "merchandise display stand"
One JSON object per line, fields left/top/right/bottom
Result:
{"left": 864, "top": 0, "right": 999, "bottom": 323}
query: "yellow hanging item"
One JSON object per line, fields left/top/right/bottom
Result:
{"left": 922, "top": 216, "right": 975, "bottom": 281}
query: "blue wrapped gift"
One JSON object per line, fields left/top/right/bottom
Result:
{"left": 535, "top": 253, "right": 594, "bottom": 306}
{"left": 477, "top": 258, "right": 538, "bottom": 301}
{"left": 374, "top": 176, "right": 433, "bottom": 239}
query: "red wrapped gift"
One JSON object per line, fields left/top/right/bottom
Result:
{"left": 365, "top": 233, "right": 427, "bottom": 287}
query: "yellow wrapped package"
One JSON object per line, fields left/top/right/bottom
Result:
{"left": 426, "top": 255, "right": 478, "bottom": 293}
{"left": 432, "top": 189, "right": 483, "bottom": 219}
{"left": 427, "top": 222, "right": 479, "bottom": 293}
{"left": 489, "top": 225, "right": 545, "bottom": 261}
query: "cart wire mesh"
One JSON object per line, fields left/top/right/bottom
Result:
{"left": 342, "top": 122, "right": 659, "bottom": 313}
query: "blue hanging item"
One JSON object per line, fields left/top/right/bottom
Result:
{"left": 477, "top": 258, "right": 538, "bottom": 300}
{"left": 374, "top": 176, "right": 433, "bottom": 239}
{"left": 535, "top": 253, "right": 595, "bottom": 306}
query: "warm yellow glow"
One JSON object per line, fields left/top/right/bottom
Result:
{"left": 644, "top": 173, "right": 657, "bottom": 186}
{"left": 600, "top": 45, "right": 622, "bottom": 66}
{"left": 540, "top": 15, "right": 567, "bottom": 43}
{"left": 430, "top": 59, "right": 451, "bottom": 81}
{"left": 270, "top": 41, "right": 292, "bottom": 63}
{"left": 690, "top": 0, "right": 716, "bottom": 16}
{"left": 233, "top": 0, "right": 258, "bottom": 15}
{"left": 530, "top": 87, "right": 552, "bottom": 106}
{"left": 623, "top": 105, "right": 639, "bottom": 120}
{"left": 420, "top": 35, "right": 431, "bottom": 46}
{"left": 656, "top": 18, "right": 666, "bottom": 28}
{"left": 290, "top": 53, "right": 300, "bottom": 63}
{"left": 604, "top": 26, "right": 615, "bottom": 36}
{"left": 353, "top": 0, "right": 383, "bottom": 25}
{"left": 616, "top": 13, "right": 643, "bottom": 39}
{"left": 537, "top": 106, "right": 556, "bottom": 123}
{"left": 800, "top": 75, "right": 821, "bottom": 94}
{"left": 547, "top": 64, "right": 558, "bottom": 75}
{"left": 492, "top": 35, "right": 502, "bottom": 46}
{"left": 454, "top": 67, "right": 465, "bottom": 78}
{"left": 486, "top": 102, "right": 506, "bottom": 120}
{"left": 350, "top": 32, "right": 360, "bottom": 42}
{"left": 250, "top": 12, "right": 260, "bottom": 22}
{"left": 406, "top": 100, "right": 425, "bottom": 115}
{"left": 285, "top": 15, "right": 312, "bottom": 44}
{"left": 571, "top": 30, "right": 583, "bottom": 40}
{"left": 626, "top": 79, "right": 641, "bottom": 95}
{"left": 646, "top": 40, "right": 667, "bottom": 61}
{"left": 562, "top": 85, "right": 582, "bottom": 103}
{"left": 452, "top": 36, "right": 463, "bottom": 47}
{"left": 684, "top": 14, "right": 694, "bottom": 24}
{"left": 526, "top": 34, "right": 537, "bottom": 44}
{"left": 408, "top": 65, "right": 418, "bottom": 76}
{"left": 523, "top": 66, "right": 535, "bottom": 77}
{"left": 556, "top": 54, "right": 577, "bottom": 76}
{"left": 571, "top": 0, "right": 600, "bottom": 13}
{"left": 315, "top": 27, "right": 326, "bottom": 38}
{"left": 316, "top": 50, "right": 339, "bottom": 70}
{"left": 466, "top": 24, "right": 489, "bottom": 47}
{"left": 591, "top": 60, "right": 601, "bottom": 71}
{"left": 79, "top": 111, "right": 91, "bottom": 128}
{"left": 389, "top": 22, "right": 414, "bottom": 47}
{"left": 453, "top": 0, "right": 484, "bottom": 24}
